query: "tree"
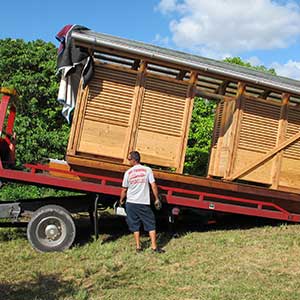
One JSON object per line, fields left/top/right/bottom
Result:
{"left": 184, "top": 98, "right": 216, "bottom": 176}
{"left": 0, "top": 39, "right": 69, "bottom": 167}
{"left": 0, "top": 39, "right": 71, "bottom": 199}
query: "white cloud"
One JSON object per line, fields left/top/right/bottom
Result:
{"left": 156, "top": 0, "right": 178, "bottom": 14}
{"left": 156, "top": 0, "right": 300, "bottom": 58}
{"left": 153, "top": 34, "right": 170, "bottom": 46}
{"left": 271, "top": 60, "right": 300, "bottom": 80}
{"left": 246, "top": 56, "right": 262, "bottom": 66}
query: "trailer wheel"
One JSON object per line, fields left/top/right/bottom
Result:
{"left": 27, "top": 205, "right": 76, "bottom": 252}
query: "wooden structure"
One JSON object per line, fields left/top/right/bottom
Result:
{"left": 208, "top": 87, "right": 300, "bottom": 193}
{"left": 67, "top": 39, "right": 198, "bottom": 173}
{"left": 66, "top": 30, "right": 300, "bottom": 193}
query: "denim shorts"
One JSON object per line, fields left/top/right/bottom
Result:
{"left": 125, "top": 202, "right": 156, "bottom": 232}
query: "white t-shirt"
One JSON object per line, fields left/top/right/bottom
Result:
{"left": 122, "top": 164, "right": 155, "bottom": 205}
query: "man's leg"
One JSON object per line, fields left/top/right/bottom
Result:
{"left": 149, "top": 230, "right": 157, "bottom": 250}
{"left": 134, "top": 231, "right": 141, "bottom": 249}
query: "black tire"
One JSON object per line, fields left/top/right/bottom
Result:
{"left": 27, "top": 205, "right": 76, "bottom": 252}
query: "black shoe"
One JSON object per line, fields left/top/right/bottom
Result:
{"left": 136, "top": 248, "right": 143, "bottom": 253}
{"left": 152, "top": 247, "right": 165, "bottom": 253}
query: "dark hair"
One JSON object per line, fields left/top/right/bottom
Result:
{"left": 129, "top": 151, "right": 140, "bottom": 163}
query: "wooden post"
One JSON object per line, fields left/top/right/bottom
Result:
{"left": 123, "top": 60, "right": 147, "bottom": 162}
{"left": 270, "top": 93, "right": 290, "bottom": 189}
{"left": 224, "top": 82, "right": 246, "bottom": 179}
{"left": 177, "top": 71, "right": 198, "bottom": 173}
{"left": 67, "top": 82, "right": 89, "bottom": 155}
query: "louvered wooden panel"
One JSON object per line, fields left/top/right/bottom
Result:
{"left": 238, "top": 99, "right": 280, "bottom": 153}
{"left": 85, "top": 66, "right": 136, "bottom": 126}
{"left": 284, "top": 107, "right": 300, "bottom": 159}
{"left": 212, "top": 101, "right": 224, "bottom": 148}
{"left": 135, "top": 76, "right": 189, "bottom": 168}
{"left": 77, "top": 66, "right": 137, "bottom": 159}
{"left": 139, "top": 77, "right": 187, "bottom": 137}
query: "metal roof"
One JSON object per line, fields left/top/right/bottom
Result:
{"left": 72, "top": 30, "right": 300, "bottom": 96}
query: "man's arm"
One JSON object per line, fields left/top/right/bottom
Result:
{"left": 150, "top": 182, "right": 159, "bottom": 201}
{"left": 120, "top": 187, "right": 128, "bottom": 205}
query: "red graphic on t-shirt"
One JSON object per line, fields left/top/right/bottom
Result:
{"left": 128, "top": 168, "right": 147, "bottom": 184}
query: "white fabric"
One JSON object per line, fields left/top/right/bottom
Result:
{"left": 57, "top": 65, "right": 82, "bottom": 123}
{"left": 122, "top": 164, "right": 155, "bottom": 205}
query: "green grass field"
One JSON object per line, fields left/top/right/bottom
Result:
{"left": 1, "top": 213, "right": 300, "bottom": 300}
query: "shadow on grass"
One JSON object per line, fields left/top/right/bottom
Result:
{"left": 166, "top": 211, "right": 290, "bottom": 237}
{"left": 74, "top": 212, "right": 130, "bottom": 247}
{"left": 75, "top": 210, "right": 290, "bottom": 250}
{"left": 1, "top": 210, "right": 290, "bottom": 251}
{"left": 0, "top": 273, "right": 80, "bottom": 300}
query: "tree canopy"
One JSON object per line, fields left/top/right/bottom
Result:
{"left": 0, "top": 39, "right": 69, "bottom": 167}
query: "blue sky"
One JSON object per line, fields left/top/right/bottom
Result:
{"left": 1, "top": 0, "right": 299, "bottom": 80}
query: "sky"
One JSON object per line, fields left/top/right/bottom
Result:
{"left": 1, "top": 0, "right": 299, "bottom": 80}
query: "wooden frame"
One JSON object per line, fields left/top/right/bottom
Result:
{"left": 208, "top": 84, "right": 300, "bottom": 193}
{"left": 67, "top": 48, "right": 195, "bottom": 173}
{"left": 66, "top": 35, "right": 300, "bottom": 192}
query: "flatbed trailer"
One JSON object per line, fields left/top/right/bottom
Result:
{"left": 1, "top": 36, "right": 300, "bottom": 252}
{"left": 1, "top": 152, "right": 300, "bottom": 252}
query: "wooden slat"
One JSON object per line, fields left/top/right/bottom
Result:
{"left": 85, "top": 66, "right": 136, "bottom": 127}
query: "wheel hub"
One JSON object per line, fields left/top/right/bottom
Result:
{"left": 45, "top": 224, "right": 60, "bottom": 240}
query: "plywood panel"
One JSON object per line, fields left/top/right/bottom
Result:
{"left": 135, "top": 129, "right": 181, "bottom": 167}
{"left": 279, "top": 157, "right": 300, "bottom": 189}
{"left": 234, "top": 148, "right": 273, "bottom": 184}
{"left": 78, "top": 120, "right": 127, "bottom": 159}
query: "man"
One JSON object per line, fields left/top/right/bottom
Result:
{"left": 120, "top": 151, "right": 165, "bottom": 253}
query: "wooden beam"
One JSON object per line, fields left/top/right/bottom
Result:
{"left": 259, "top": 90, "right": 271, "bottom": 99}
{"left": 123, "top": 60, "right": 147, "bottom": 162}
{"left": 66, "top": 154, "right": 300, "bottom": 206}
{"left": 216, "top": 80, "right": 230, "bottom": 95}
{"left": 196, "top": 89, "right": 234, "bottom": 102}
{"left": 132, "top": 59, "right": 140, "bottom": 70}
{"left": 224, "top": 82, "right": 246, "bottom": 179}
{"left": 177, "top": 71, "right": 198, "bottom": 173}
{"left": 228, "top": 128, "right": 300, "bottom": 181}
{"left": 271, "top": 93, "right": 290, "bottom": 189}
{"left": 177, "top": 70, "right": 188, "bottom": 80}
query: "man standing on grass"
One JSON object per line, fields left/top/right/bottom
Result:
{"left": 120, "top": 151, "right": 165, "bottom": 253}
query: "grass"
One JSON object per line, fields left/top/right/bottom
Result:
{"left": 1, "top": 213, "right": 300, "bottom": 300}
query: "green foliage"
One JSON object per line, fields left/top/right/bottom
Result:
{"left": 184, "top": 97, "right": 216, "bottom": 176}
{"left": 0, "top": 38, "right": 71, "bottom": 199}
{"left": 224, "top": 57, "right": 277, "bottom": 75}
{"left": 0, "top": 183, "right": 77, "bottom": 201}
{"left": 0, "top": 38, "right": 69, "bottom": 166}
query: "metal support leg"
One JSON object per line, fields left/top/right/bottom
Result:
{"left": 94, "top": 194, "right": 99, "bottom": 239}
